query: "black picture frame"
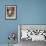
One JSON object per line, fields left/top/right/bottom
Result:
{"left": 5, "top": 5, "right": 17, "bottom": 20}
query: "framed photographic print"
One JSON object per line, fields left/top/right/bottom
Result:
{"left": 5, "top": 5, "right": 16, "bottom": 20}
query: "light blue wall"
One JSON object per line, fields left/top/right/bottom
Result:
{"left": 19, "top": 0, "right": 46, "bottom": 24}
{"left": 0, "top": 0, "right": 46, "bottom": 44}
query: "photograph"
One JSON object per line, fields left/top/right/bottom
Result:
{"left": 5, "top": 5, "right": 16, "bottom": 20}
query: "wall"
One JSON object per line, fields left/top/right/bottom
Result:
{"left": 0, "top": 0, "right": 46, "bottom": 44}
